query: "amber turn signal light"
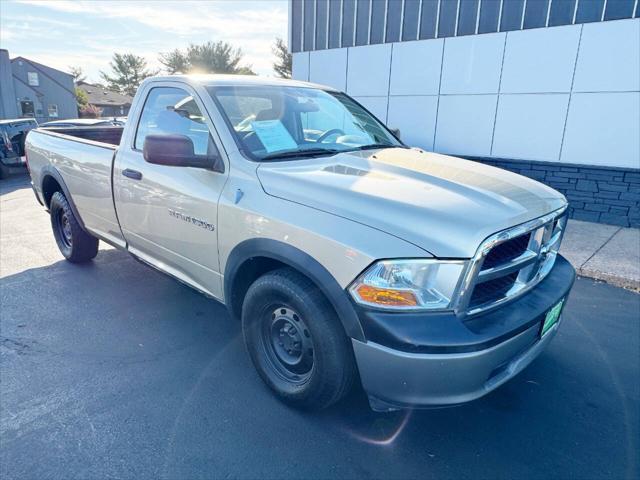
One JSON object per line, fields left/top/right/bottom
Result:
{"left": 355, "top": 284, "right": 418, "bottom": 307}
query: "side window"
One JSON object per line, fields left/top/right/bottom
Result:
{"left": 135, "top": 87, "right": 218, "bottom": 157}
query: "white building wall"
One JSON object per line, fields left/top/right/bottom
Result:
{"left": 293, "top": 18, "right": 640, "bottom": 170}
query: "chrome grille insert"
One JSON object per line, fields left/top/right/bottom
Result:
{"left": 456, "top": 206, "right": 568, "bottom": 316}
{"left": 482, "top": 233, "right": 531, "bottom": 269}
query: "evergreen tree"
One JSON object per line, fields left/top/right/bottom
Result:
{"left": 272, "top": 37, "right": 291, "bottom": 79}
{"left": 100, "top": 53, "right": 156, "bottom": 96}
{"left": 159, "top": 41, "right": 255, "bottom": 75}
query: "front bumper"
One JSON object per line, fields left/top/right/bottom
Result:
{"left": 352, "top": 255, "right": 575, "bottom": 411}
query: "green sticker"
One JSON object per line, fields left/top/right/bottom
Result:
{"left": 542, "top": 299, "right": 564, "bottom": 337}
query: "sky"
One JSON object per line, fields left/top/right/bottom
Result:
{"left": 0, "top": 0, "right": 289, "bottom": 82}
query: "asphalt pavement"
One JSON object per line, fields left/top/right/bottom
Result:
{"left": 1, "top": 174, "right": 639, "bottom": 480}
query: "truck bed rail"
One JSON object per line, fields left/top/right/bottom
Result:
{"left": 38, "top": 126, "right": 124, "bottom": 147}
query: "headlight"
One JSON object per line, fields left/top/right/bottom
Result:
{"left": 348, "top": 259, "right": 466, "bottom": 311}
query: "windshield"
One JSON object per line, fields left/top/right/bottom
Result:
{"left": 208, "top": 85, "right": 403, "bottom": 161}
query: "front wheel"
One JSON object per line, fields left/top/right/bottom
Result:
{"left": 50, "top": 191, "right": 99, "bottom": 263}
{"left": 242, "top": 268, "right": 356, "bottom": 411}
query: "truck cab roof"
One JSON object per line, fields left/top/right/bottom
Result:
{"left": 143, "top": 74, "right": 337, "bottom": 92}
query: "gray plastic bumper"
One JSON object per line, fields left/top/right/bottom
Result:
{"left": 353, "top": 318, "right": 561, "bottom": 411}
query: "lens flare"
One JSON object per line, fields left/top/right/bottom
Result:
{"left": 342, "top": 409, "right": 413, "bottom": 447}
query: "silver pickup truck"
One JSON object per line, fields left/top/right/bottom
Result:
{"left": 26, "top": 75, "right": 575, "bottom": 412}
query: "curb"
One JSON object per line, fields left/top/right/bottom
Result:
{"left": 577, "top": 268, "right": 640, "bottom": 292}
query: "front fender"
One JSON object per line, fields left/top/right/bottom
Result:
{"left": 224, "top": 238, "right": 365, "bottom": 341}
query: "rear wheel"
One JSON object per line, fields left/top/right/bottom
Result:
{"left": 242, "top": 268, "right": 356, "bottom": 410}
{"left": 50, "top": 191, "right": 99, "bottom": 263}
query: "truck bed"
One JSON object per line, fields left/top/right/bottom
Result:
{"left": 39, "top": 126, "right": 124, "bottom": 146}
{"left": 26, "top": 127, "right": 125, "bottom": 248}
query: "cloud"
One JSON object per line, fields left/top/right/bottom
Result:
{"left": 16, "top": 1, "right": 287, "bottom": 36}
{"left": 2, "top": 13, "right": 87, "bottom": 28}
{"left": 3, "top": 0, "right": 289, "bottom": 80}
{"left": 0, "top": 28, "right": 16, "bottom": 42}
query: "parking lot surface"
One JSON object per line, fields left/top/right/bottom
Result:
{"left": 2, "top": 174, "right": 639, "bottom": 480}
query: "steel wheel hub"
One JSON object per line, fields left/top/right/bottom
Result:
{"left": 264, "top": 306, "right": 314, "bottom": 380}
{"left": 57, "top": 210, "right": 72, "bottom": 247}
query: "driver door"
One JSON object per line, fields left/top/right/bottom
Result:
{"left": 113, "top": 83, "right": 228, "bottom": 299}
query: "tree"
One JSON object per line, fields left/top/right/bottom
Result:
{"left": 80, "top": 104, "right": 102, "bottom": 118}
{"left": 74, "top": 87, "right": 88, "bottom": 116}
{"left": 158, "top": 41, "right": 255, "bottom": 75}
{"left": 75, "top": 87, "right": 88, "bottom": 107}
{"left": 272, "top": 37, "right": 291, "bottom": 79}
{"left": 158, "top": 48, "right": 190, "bottom": 74}
{"left": 69, "top": 66, "right": 86, "bottom": 84}
{"left": 100, "top": 53, "right": 156, "bottom": 96}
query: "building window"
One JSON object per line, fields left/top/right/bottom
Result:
{"left": 20, "top": 101, "right": 35, "bottom": 117}
{"left": 48, "top": 104, "right": 59, "bottom": 118}
{"left": 27, "top": 72, "right": 39, "bottom": 86}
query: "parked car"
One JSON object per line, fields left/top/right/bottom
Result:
{"left": 39, "top": 118, "right": 124, "bottom": 128}
{"left": 25, "top": 75, "right": 575, "bottom": 412}
{"left": 0, "top": 118, "right": 38, "bottom": 179}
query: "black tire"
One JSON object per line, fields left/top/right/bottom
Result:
{"left": 242, "top": 268, "right": 356, "bottom": 411}
{"left": 0, "top": 159, "right": 9, "bottom": 179}
{"left": 50, "top": 191, "right": 99, "bottom": 263}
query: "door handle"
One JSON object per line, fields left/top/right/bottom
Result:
{"left": 122, "top": 168, "right": 143, "bottom": 180}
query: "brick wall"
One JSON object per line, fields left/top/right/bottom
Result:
{"left": 466, "top": 158, "right": 640, "bottom": 228}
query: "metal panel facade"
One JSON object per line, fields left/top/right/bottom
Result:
{"left": 290, "top": 0, "right": 639, "bottom": 53}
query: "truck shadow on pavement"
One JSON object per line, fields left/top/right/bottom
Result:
{"left": 1, "top": 248, "right": 638, "bottom": 479}
{"left": 0, "top": 172, "right": 31, "bottom": 196}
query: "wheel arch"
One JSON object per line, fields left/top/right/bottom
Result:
{"left": 224, "top": 238, "right": 365, "bottom": 341}
{"left": 40, "top": 166, "right": 89, "bottom": 232}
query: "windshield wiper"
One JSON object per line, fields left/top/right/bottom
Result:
{"left": 353, "top": 143, "right": 404, "bottom": 151}
{"left": 261, "top": 148, "right": 340, "bottom": 161}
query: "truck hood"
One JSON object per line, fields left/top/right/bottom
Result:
{"left": 256, "top": 148, "right": 567, "bottom": 258}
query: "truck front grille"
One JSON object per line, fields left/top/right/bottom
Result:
{"left": 481, "top": 233, "right": 531, "bottom": 269}
{"left": 457, "top": 207, "right": 568, "bottom": 316}
{"left": 468, "top": 272, "right": 519, "bottom": 309}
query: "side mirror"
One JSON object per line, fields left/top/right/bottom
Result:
{"left": 389, "top": 128, "right": 401, "bottom": 140}
{"left": 143, "top": 134, "right": 221, "bottom": 171}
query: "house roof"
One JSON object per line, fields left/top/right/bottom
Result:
{"left": 11, "top": 56, "right": 75, "bottom": 96}
{"left": 11, "top": 56, "right": 73, "bottom": 79}
{"left": 77, "top": 81, "right": 133, "bottom": 107}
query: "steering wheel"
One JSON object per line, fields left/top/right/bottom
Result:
{"left": 316, "top": 128, "right": 345, "bottom": 143}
